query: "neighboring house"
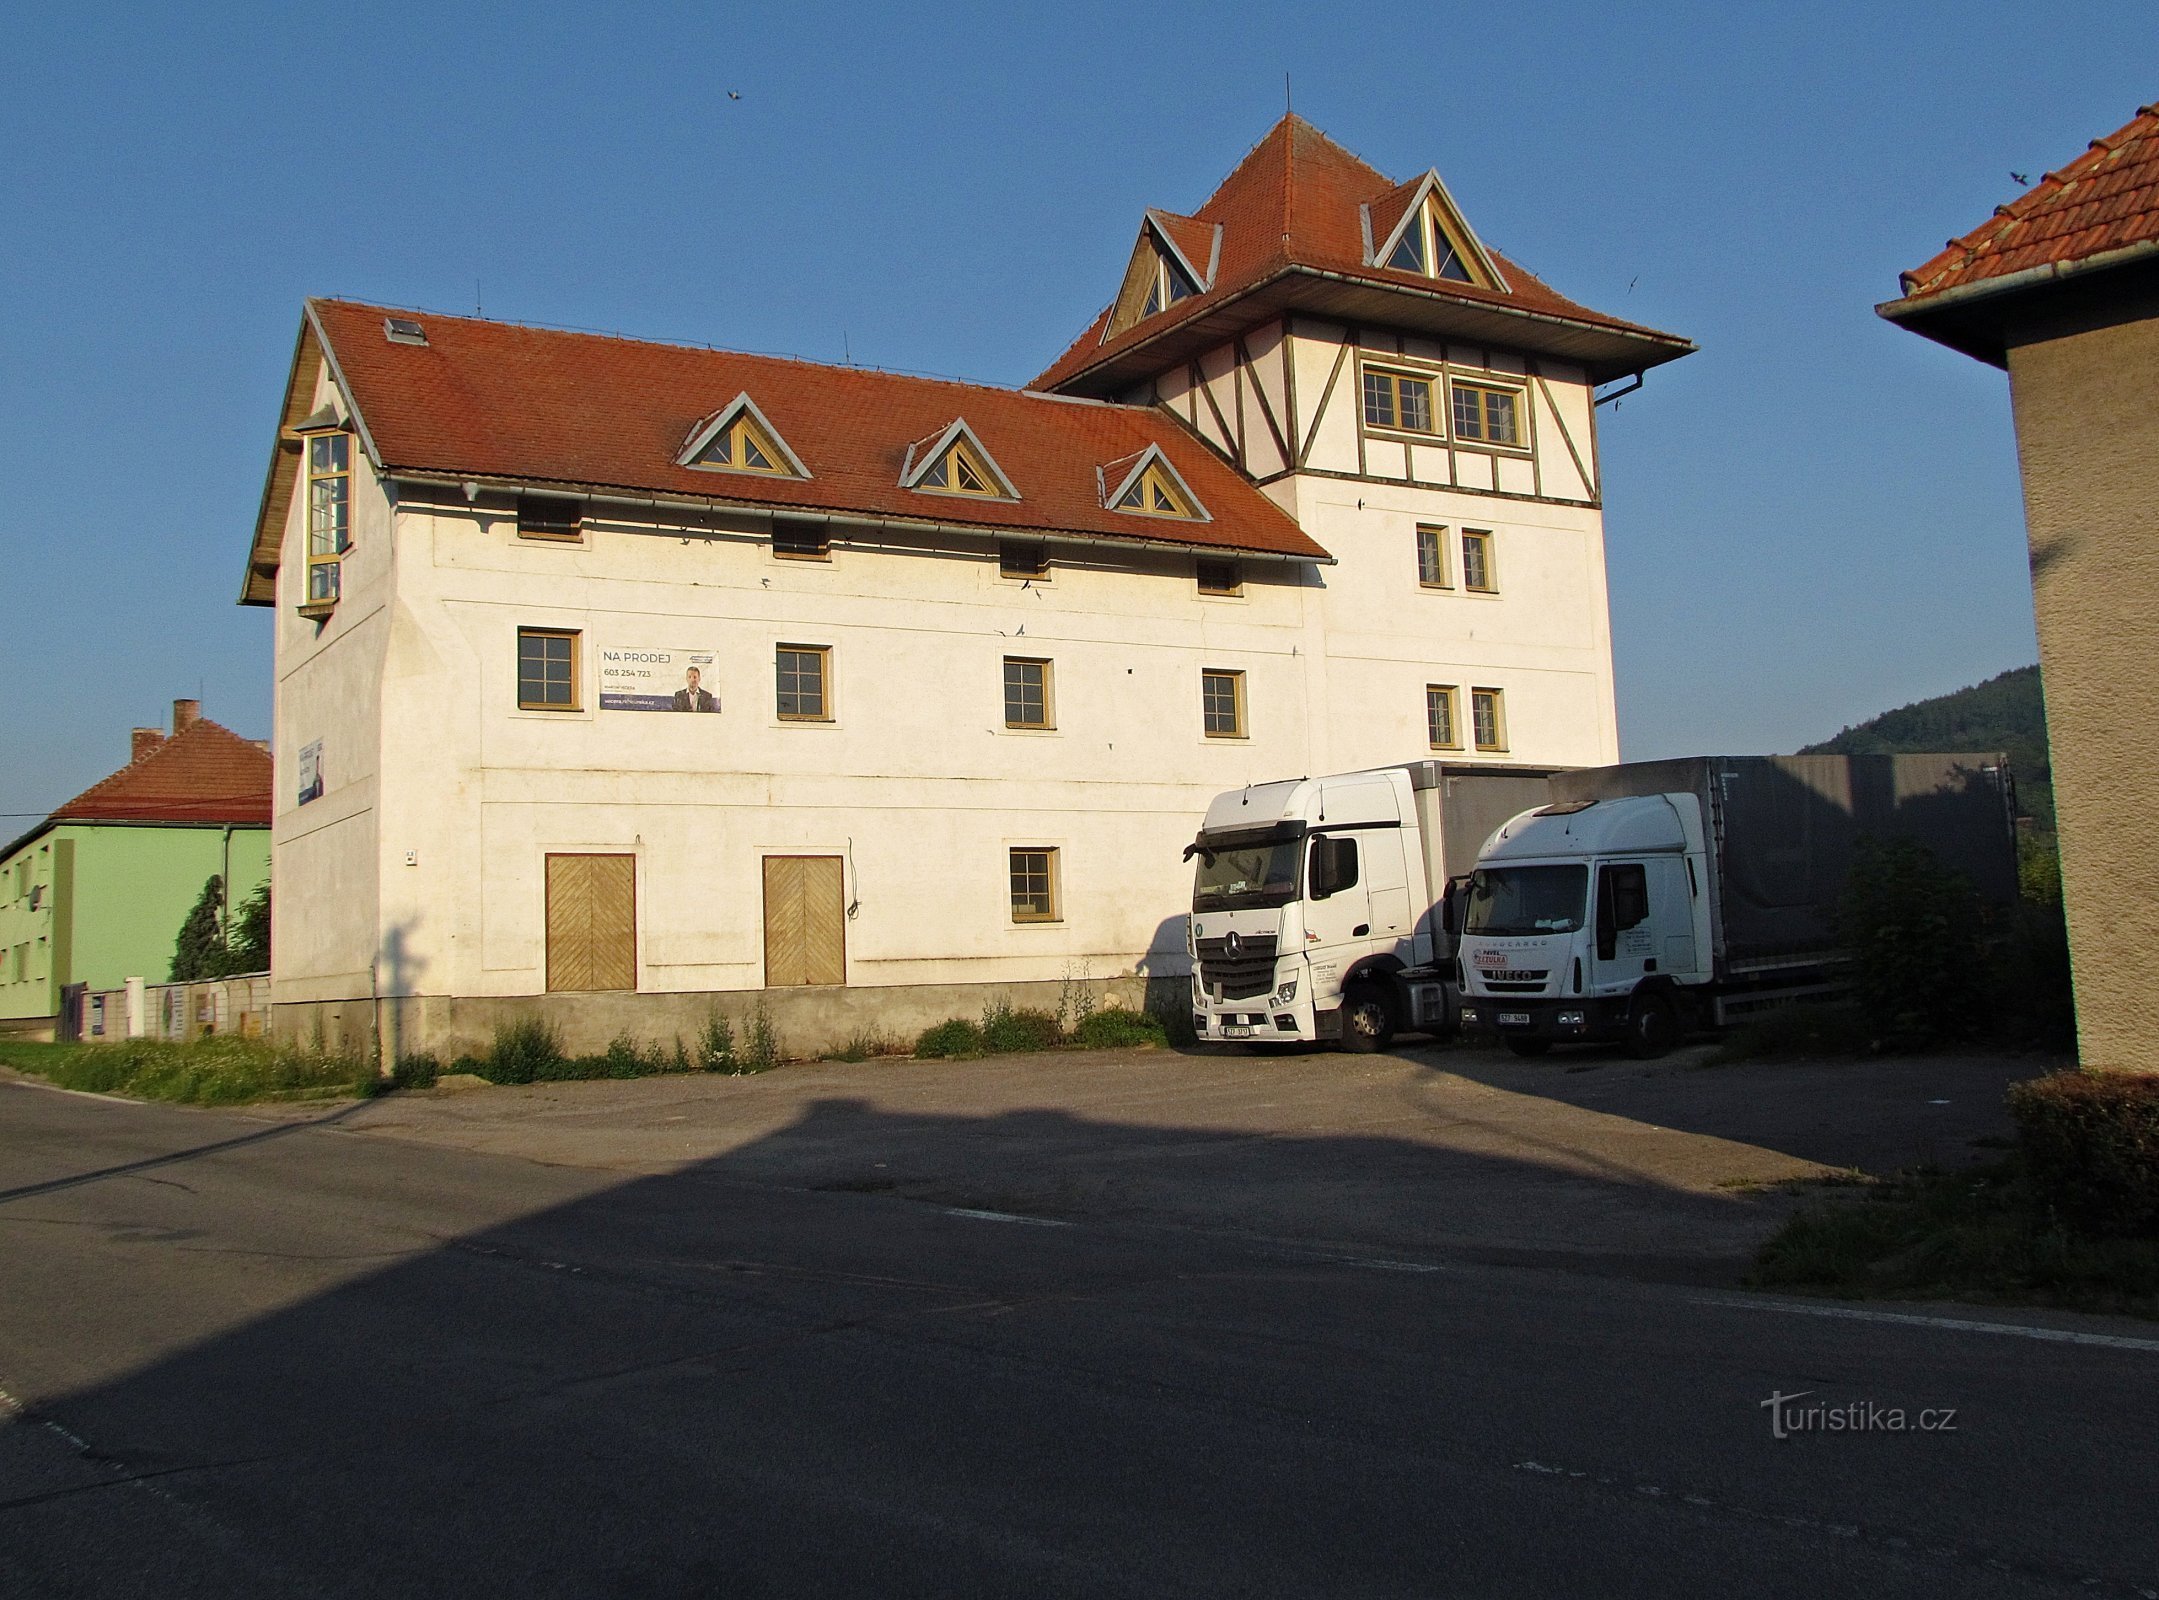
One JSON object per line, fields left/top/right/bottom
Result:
{"left": 1880, "top": 101, "right": 2159, "bottom": 1074}
{"left": 0, "top": 701, "right": 272, "bottom": 1040}
{"left": 241, "top": 116, "right": 1692, "bottom": 1058}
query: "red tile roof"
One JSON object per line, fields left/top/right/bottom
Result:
{"left": 302, "top": 299, "right": 1326, "bottom": 563}
{"left": 52, "top": 718, "right": 272, "bottom": 826}
{"left": 1897, "top": 104, "right": 2159, "bottom": 301}
{"left": 1032, "top": 116, "right": 1684, "bottom": 392}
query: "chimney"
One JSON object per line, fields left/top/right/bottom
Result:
{"left": 172, "top": 698, "right": 201, "bottom": 733}
{"left": 131, "top": 727, "right": 165, "bottom": 763}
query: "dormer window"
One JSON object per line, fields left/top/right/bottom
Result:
{"left": 677, "top": 394, "right": 810, "bottom": 479}
{"left": 901, "top": 421, "right": 1019, "bottom": 501}
{"left": 1366, "top": 175, "right": 1506, "bottom": 291}
{"left": 1103, "top": 444, "right": 1208, "bottom": 523}
{"left": 1142, "top": 249, "right": 1201, "bottom": 318}
{"left": 1386, "top": 199, "right": 1475, "bottom": 282}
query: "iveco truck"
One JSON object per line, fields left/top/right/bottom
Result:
{"left": 1454, "top": 754, "right": 2018, "bottom": 1057}
{"left": 1186, "top": 762, "right": 1556, "bottom": 1050}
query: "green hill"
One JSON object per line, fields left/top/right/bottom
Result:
{"left": 1800, "top": 665, "right": 2052, "bottom": 826}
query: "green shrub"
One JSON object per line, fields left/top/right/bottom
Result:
{"left": 2008, "top": 1070, "right": 2159, "bottom": 1238}
{"left": 1072, "top": 1007, "right": 1167, "bottom": 1049}
{"left": 390, "top": 1052, "right": 441, "bottom": 1090}
{"left": 1993, "top": 898, "right": 2076, "bottom": 1050}
{"left": 981, "top": 1000, "right": 1061, "bottom": 1054}
{"left": 601, "top": 1034, "right": 663, "bottom": 1079}
{"left": 1055, "top": 962, "right": 1099, "bottom": 1036}
{"left": 1839, "top": 837, "right": 1990, "bottom": 1051}
{"left": 824, "top": 1029, "right": 898, "bottom": 1063}
{"left": 915, "top": 1018, "right": 983, "bottom": 1058}
{"left": 743, "top": 999, "right": 783, "bottom": 1073}
{"left": 670, "top": 1038, "right": 693, "bottom": 1074}
{"left": 696, "top": 1009, "right": 738, "bottom": 1074}
{"left": 483, "top": 1016, "right": 566, "bottom": 1084}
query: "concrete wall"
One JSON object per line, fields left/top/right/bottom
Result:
{"left": 2006, "top": 303, "right": 2159, "bottom": 1072}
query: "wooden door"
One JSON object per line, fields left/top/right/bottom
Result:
{"left": 545, "top": 854, "right": 637, "bottom": 992}
{"left": 763, "top": 856, "right": 846, "bottom": 987}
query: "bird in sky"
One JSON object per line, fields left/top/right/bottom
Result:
{"left": 728, "top": 90, "right": 742, "bottom": 100}
{"left": 2011, "top": 171, "right": 2030, "bottom": 186}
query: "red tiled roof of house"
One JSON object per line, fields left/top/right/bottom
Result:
{"left": 303, "top": 299, "right": 1327, "bottom": 563}
{"left": 1897, "top": 103, "right": 2159, "bottom": 301}
{"left": 1031, "top": 116, "right": 1682, "bottom": 392}
{"left": 52, "top": 718, "right": 272, "bottom": 826}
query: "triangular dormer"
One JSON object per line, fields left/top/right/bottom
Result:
{"left": 677, "top": 393, "right": 811, "bottom": 478}
{"left": 900, "top": 420, "right": 1019, "bottom": 500}
{"left": 1100, "top": 445, "right": 1209, "bottom": 522}
{"left": 1363, "top": 172, "right": 1507, "bottom": 290}
{"left": 1103, "top": 211, "right": 1223, "bottom": 341}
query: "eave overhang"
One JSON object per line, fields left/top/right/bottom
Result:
{"left": 1046, "top": 264, "right": 1696, "bottom": 398}
{"left": 1877, "top": 242, "right": 2159, "bottom": 369}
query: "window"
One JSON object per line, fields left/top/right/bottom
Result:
{"left": 917, "top": 437, "right": 1001, "bottom": 496}
{"left": 772, "top": 521, "right": 830, "bottom": 561}
{"left": 1461, "top": 530, "right": 1496, "bottom": 593}
{"left": 1595, "top": 862, "right": 1650, "bottom": 962}
{"left": 1452, "top": 382, "right": 1522, "bottom": 447}
{"left": 1426, "top": 685, "right": 1461, "bottom": 749}
{"left": 1201, "top": 668, "right": 1246, "bottom": 738}
{"left": 1196, "top": 558, "right": 1242, "bottom": 597}
{"left": 690, "top": 410, "right": 791, "bottom": 475}
{"left": 1141, "top": 247, "right": 1200, "bottom": 318}
{"left": 1384, "top": 197, "right": 1477, "bottom": 284}
{"left": 306, "top": 432, "right": 350, "bottom": 603}
{"left": 1308, "top": 835, "right": 1360, "bottom": 899}
{"left": 1471, "top": 687, "right": 1507, "bottom": 752}
{"left": 517, "top": 496, "right": 583, "bottom": 542}
{"left": 1361, "top": 367, "right": 1436, "bottom": 434}
{"left": 1009, "top": 848, "right": 1060, "bottom": 922}
{"left": 1003, "top": 657, "right": 1053, "bottom": 729}
{"left": 1113, "top": 461, "right": 1201, "bottom": 519}
{"left": 998, "top": 540, "right": 1048, "bottom": 579}
{"left": 1416, "top": 525, "right": 1451, "bottom": 588}
{"left": 517, "top": 629, "right": 580, "bottom": 711}
{"left": 776, "top": 645, "right": 831, "bottom": 721}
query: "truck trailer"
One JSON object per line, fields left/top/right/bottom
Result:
{"left": 1186, "top": 762, "right": 1557, "bottom": 1050}
{"left": 1454, "top": 753, "right": 2017, "bottom": 1057}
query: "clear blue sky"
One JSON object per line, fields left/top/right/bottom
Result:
{"left": 3, "top": 1, "right": 2153, "bottom": 820}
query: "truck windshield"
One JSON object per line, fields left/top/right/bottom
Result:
{"left": 1464, "top": 865, "right": 1588, "bottom": 936}
{"left": 1191, "top": 836, "right": 1303, "bottom": 912}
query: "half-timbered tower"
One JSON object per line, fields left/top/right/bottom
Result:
{"left": 240, "top": 118, "right": 1690, "bottom": 1059}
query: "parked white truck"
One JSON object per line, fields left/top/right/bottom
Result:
{"left": 1454, "top": 754, "right": 2018, "bottom": 1058}
{"left": 1185, "top": 762, "right": 1557, "bottom": 1050}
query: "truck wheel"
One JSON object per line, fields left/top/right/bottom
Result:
{"left": 1503, "top": 1036, "right": 1551, "bottom": 1058}
{"left": 1626, "top": 993, "right": 1681, "bottom": 1059}
{"left": 1339, "top": 983, "right": 1397, "bottom": 1053}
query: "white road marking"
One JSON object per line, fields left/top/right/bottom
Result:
{"left": 1341, "top": 1257, "right": 1447, "bottom": 1274}
{"left": 1694, "top": 1293, "right": 2159, "bottom": 1352}
{"left": 945, "top": 1208, "right": 1071, "bottom": 1228}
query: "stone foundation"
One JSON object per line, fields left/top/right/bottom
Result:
{"left": 271, "top": 974, "right": 1190, "bottom": 1069}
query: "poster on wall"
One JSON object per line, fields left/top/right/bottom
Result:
{"left": 599, "top": 647, "right": 721, "bottom": 712}
{"left": 297, "top": 740, "right": 324, "bottom": 805}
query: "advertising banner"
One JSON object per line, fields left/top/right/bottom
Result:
{"left": 599, "top": 647, "right": 721, "bottom": 712}
{"left": 297, "top": 740, "right": 324, "bottom": 805}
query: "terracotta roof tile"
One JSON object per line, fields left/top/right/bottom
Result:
{"left": 53, "top": 719, "right": 272, "bottom": 826}
{"left": 305, "top": 300, "right": 1326, "bottom": 563}
{"left": 1897, "top": 104, "right": 2159, "bottom": 300}
{"left": 1032, "top": 116, "right": 1681, "bottom": 392}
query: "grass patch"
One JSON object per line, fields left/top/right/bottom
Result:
{"left": 0, "top": 1037, "right": 369, "bottom": 1106}
{"left": 822, "top": 1028, "right": 904, "bottom": 1063}
{"left": 1751, "top": 1160, "right": 2159, "bottom": 1318}
{"left": 1071, "top": 1007, "right": 1167, "bottom": 1049}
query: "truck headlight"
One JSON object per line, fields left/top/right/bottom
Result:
{"left": 1272, "top": 977, "right": 1298, "bottom": 1004}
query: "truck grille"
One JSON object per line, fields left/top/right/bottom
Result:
{"left": 1196, "top": 934, "right": 1279, "bottom": 1000}
{"left": 1479, "top": 969, "right": 1550, "bottom": 994}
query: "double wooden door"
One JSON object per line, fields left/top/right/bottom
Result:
{"left": 763, "top": 856, "right": 845, "bottom": 987}
{"left": 545, "top": 854, "right": 637, "bottom": 992}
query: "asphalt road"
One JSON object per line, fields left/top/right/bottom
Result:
{"left": 1, "top": 1053, "right": 2153, "bottom": 1598}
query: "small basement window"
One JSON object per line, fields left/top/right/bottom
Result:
{"left": 1196, "top": 558, "right": 1242, "bottom": 597}
{"left": 772, "top": 521, "right": 831, "bottom": 561}
{"left": 517, "top": 497, "right": 584, "bottom": 542}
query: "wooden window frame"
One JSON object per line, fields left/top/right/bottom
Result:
{"left": 1201, "top": 668, "right": 1247, "bottom": 740}
{"left": 1416, "top": 524, "right": 1452, "bottom": 589}
{"left": 1461, "top": 529, "right": 1498, "bottom": 593}
{"left": 516, "top": 495, "right": 585, "bottom": 544}
{"left": 775, "top": 643, "right": 833, "bottom": 723}
{"left": 997, "top": 540, "right": 1049, "bottom": 580}
{"left": 1002, "top": 657, "right": 1054, "bottom": 730}
{"left": 917, "top": 436, "right": 1006, "bottom": 499}
{"left": 1360, "top": 365, "right": 1439, "bottom": 436}
{"left": 1426, "top": 685, "right": 1462, "bottom": 750}
{"left": 1196, "top": 557, "right": 1243, "bottom": 598}
{"left": 1008, "top": 846, "right": 1061, "bottom": 924}
{"left": 1451, "top": 381, "right": 1526, "bottom": 450}
{"left": 1471, "top": 687, "right": 1508, "bottom": 753}
{"left": 1113, "top": 462, "right": 1202, "bottom": 521}
{"left": 305, "top": 431, "right": 351, "bottom": 605}
{"left": 516, "top": 628, "right": 581, "bottom": 712}
{"left": 693, "top": 412, "right": 794, "bottom": 477}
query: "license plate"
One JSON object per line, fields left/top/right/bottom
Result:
{"left": 1497, "top": 1012, "right": 1532, "bottom": 1027}
{"left": 1222, "top": 1024, "right": 1253, "bottom": 1039}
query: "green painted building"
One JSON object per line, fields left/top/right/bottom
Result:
{"left": 0, "top": 701, "right": 272, "bottom": 1037}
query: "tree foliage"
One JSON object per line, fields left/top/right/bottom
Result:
{"left": 1801, "top": 664, "right": 2052, "bottom": 828}
{"left": 170, "top": 875, "right": 272, "bottom": 981}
